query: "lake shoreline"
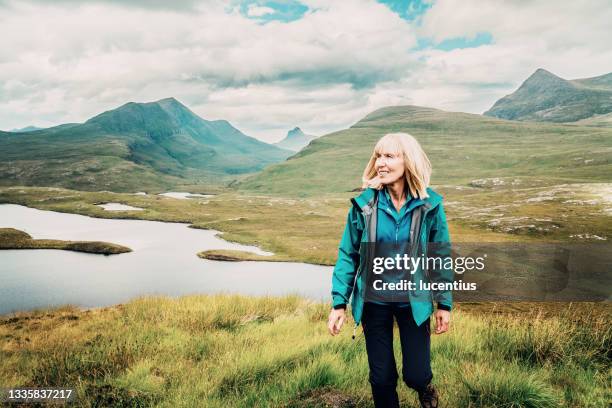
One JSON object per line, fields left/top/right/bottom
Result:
{"left": 0, "top": 202, "right": 333, "bottom": 315}
{"left": 0, "top": 186, "right": 357, "bottom": 265}
{"left": 197, "top": 249, "right": 333, "bottom": 266}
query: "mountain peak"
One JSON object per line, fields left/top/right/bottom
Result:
{"left": 86, "top": 97, "right": 200, "bottom": 134}
{"left": 154, "top": 97, "right": 200, "bottom": 121}
{"left": 287, "top": 127, "right": 305, "bottom": 139}
{"left": 520, "top": 68, "right": 569, "bottom": 90}
{"left": 107, "top": 97, "right": 187, "bottom": 112}
{"left": 532, "top": 68, "right": 557, "bottom": 78}
{"left": 156, "top": 96, "right": 179, "bottom": 103}
{"left": 274, "top": 126, "right": 316, "bottom": 152}
{"left": 155, "top": 97, "right": 185, "bottom": 108}
{"left": 484, "top": 68, "right": 612, "bottom": 122}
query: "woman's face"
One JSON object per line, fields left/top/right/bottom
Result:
{"left": 375, "top": 150, "right": 405, "bottom": 185}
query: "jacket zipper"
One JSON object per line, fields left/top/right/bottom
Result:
{"left": 354, "top": 196, "right": 377, "bottom": 337}
{"left": 410, "top": 204, "right": 436, "bottom": 306}
{"left": 420, "top": 206, "right": 436, "bottom": 306}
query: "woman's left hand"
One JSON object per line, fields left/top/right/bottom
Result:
{"left": 434, "top": 310, "right": 450, "bottom": 334}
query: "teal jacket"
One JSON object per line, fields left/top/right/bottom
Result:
{"left": 331, "top": 187, "right": 453, "bottom": 328}
{"left": 368, "top": 186, "right": 426, "bottom": 308}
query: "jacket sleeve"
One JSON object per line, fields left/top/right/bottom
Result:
{"left": 331, "top": 206, "right": 363, "bottom": 308}
{"left": 428, "top": 202, "right": 453, "bottom": 311}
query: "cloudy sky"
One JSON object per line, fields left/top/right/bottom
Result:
{"left": 1, "top": 0, "right": 611, "bottom": 142}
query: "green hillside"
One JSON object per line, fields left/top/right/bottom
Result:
{"left": 0, "top": 98, "right": 291, "bottom": 192}
{"left": 484, "top": 69, "right": 612, "bottom": 123}
{"left": 238, "top": 105, "right": 612, "bottom": 196}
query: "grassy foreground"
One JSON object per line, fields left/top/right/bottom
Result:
{"left": 0, "top": 228, "right": 131, "bottom": 255}
{"left": 1, "top": 295, "right": 609, "bottom": 407}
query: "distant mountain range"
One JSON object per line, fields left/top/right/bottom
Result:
{"left": 0, "top": 98, "right": 291, "bottom": 192}
{"left": 484, "top": 68, "right": 612, "bottom": 123}
{"left": 273, "top": 127, "right": 317, "bottom": 151}
{"left": 3, "top": 69, "right": 612, "bottom": 194}
{"left": 9, "top": 126, "right": 44, "bottom": 133}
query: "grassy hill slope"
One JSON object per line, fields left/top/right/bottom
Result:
{"left": 1, "top": 295, "right": 608, "bottom": 407}
{"left": 238, "top": 105, "right": 612, "bottom": 196}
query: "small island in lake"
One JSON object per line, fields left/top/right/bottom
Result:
{"left": 0, "top": 228, "right": 132, "bottom": 255}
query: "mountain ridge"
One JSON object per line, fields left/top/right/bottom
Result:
{"left": 484, "top": 68, "right": 612, "bottom": 123}
{"left": 8, "top": 125, "right": 44, "bottom": 133}
{"left": 0, "top": 98, "right": 292, "bottom": 191}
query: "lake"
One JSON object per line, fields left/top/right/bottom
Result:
{"left": 0, "top": 204, "right": 333, "bottom": 315}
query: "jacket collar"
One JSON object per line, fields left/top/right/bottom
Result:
{"left": 380, "top": 186, "right": 413, "bottom": 206}
{"left": 352, "top": 186, "right": 443, "bottom": 213}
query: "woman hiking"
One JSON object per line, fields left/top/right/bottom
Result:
{"left": 328, "top": 132, "right": 453, "bottom": 408}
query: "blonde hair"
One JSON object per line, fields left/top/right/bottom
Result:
{"left": 362, "top": 132, "right": 432, "bottom": 199}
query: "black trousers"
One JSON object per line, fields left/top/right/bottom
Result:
{"left": 361, "top": 302, "right": 432, "bottom": 408}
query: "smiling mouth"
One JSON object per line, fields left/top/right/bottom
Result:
{"left": 377, "top": 170, "right": 389, "bottom": 177}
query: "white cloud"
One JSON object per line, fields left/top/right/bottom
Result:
{"left": 0, "top": 0, "right": 418, "bottom": 140}
{"left": 0, "top": 0, "right": 611, "bottom": 142}
{"left": 412, "top": 0, "right": 612, "bottom": 112}
{"left": 247, "top": 5, "right": 275, "bottom": 17}
{"left": 420, "top": 0, "right": 612, "bottom": 52}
